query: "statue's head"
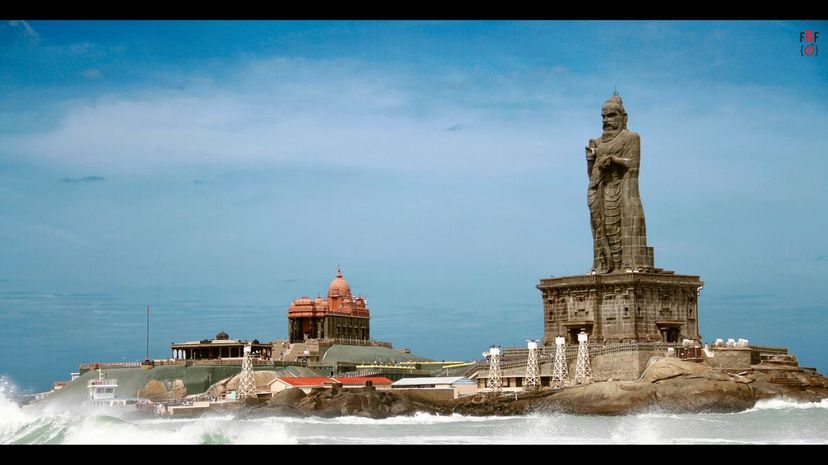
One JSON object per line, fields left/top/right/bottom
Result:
{"left": 601, "top": 95, "right": 627, "bottom": 138}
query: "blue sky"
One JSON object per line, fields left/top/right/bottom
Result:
{"left": 1, "top": 20, "right": 827, "bottom": 391}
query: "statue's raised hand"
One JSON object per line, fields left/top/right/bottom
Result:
{"left": 586, "top": 139, "right": 597, "bottom": 161}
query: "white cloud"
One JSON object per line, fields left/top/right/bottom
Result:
{"left": 1, "top": 55, "right": 824, "bottom": 184}
{"left": 7, "top": 95, "right": 558, "bottom": 177}
{"left": 6, "top": 20, "right": 39, "bottom": 41}
{"left": 2, "top": 57, "right": 575, "bottom": 177}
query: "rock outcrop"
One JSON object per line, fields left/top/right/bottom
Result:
{"left": 452, "top": 358, "right": 828, "bottom": 416}
{"left": 235, "top": 359, "right": 828, "bottom": 419}
{"left": 204, "top": 371, "right": 279, "bottom": 399}
{"left": 244, "top": 386, "right": 440, "bottom": 419}
{"left": 137, "top": 379, "right": 186, "bottom": 401}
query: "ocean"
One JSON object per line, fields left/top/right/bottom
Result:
{"left": 2, "top": 381, "right": 826, "bottom": 445}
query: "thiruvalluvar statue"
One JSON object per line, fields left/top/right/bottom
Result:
{"left": 586, "top": 94, "right": 654, "bottom": 274}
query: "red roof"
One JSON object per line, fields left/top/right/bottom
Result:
{"left": 279, "top": 377, "right": 336, "bottom": 386}
{"left": 333, "top": 377, "right": 393, "bottom": 386}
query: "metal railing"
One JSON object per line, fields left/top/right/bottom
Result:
{"left": 80, "top": 358, "right": 305, "bottom": 370}
{"left": 478, "top": 342, "right": 686, "bottom": 375}
{"left": 306, "top": 338, "right": 393, "bottom": 348}
{"left": 749, "top": 345, "right": 788, "bottom": 356}
{"left": 80, "top": 362, "right": 142, "bottom": 370}
{"left": 337, "top": 367, "right": 434, "bottom": 379}
{"left": 87, "top": 379, "right": 119, "bottom": 386}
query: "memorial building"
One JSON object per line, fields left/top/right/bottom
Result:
{"left": 287, "top": 267, "right": 370, "bottom": 343}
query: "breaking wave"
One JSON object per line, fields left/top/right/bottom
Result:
{"left": 746, "top": 398, "right": 828, "bottom": 412}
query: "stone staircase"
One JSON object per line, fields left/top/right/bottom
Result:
{"left": 282, "top": 343, "right": 308, "bottom": 363}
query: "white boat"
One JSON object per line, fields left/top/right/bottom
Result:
{"left": 82, "top": 367, "right": 137, "bottom": 408}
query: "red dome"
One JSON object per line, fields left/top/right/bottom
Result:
{"left": 293, "top": 296, "right": 313, "bottom": 305}
{"left": 289, "top": 295, "right": 326, "bottom": 318}
{"left": 327, "top": 267, "right": 352, "bottom": 300}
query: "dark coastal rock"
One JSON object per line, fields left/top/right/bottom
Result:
{"left": 267, "top": 387, "right": 307, "bottom": 408}
{"left": 749, "top": 370, "right": 828, "bottom": 403}
{"left": 652, "top": 377, "right": 755, "bottom": 413}
{"left": 325, "top": 391, "right": 366, "bottom": 416}
{"left": 390, "top": 399, "right": 414, "bottom": 415}
{"left": 241, "top": 403, "right": 306, "bottom": 419}
{"left": 535, "top": 360, "right": 756, "bottom": 414}
{"left": 282, "top": 387, "right": 435, "bottom": 419}
{"left": 639, "top": 357, "right": 707, "bottom": 383}
{"left": 542, "top": 381, "right": 658, "bottom": 415}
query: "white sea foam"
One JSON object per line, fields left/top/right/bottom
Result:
{"left": 257, "top": 411, "right": 518, "bottom": 426}
{"left": 56, "top": 413, "right": 292, "bottom": 444}
{"left": 63, "top": 415, "right": 213, "bottom": 444}
{"left": 745, "top": 397, "right": 828, "bottom": 412}
{"left": 668, "top": 437, "right": 760, "bottom": 444}
{"left": 609, "top": 414, "right": 662, "bottom": 444}
{"left": 0, "top": 378, "right": 36, "bottom": 442}
{"left": 634, "top": 412, "right": 686, "bottom": 420}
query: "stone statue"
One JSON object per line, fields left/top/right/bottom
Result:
{"left": 585, "top": 94, "right": 654, "bottom": 274}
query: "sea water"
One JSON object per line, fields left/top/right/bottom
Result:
{"left": 2, "top": 381, "right": 826, "bottom": 444}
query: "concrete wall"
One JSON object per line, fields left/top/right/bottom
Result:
{"left": 342, "top": 384, "right": 391, "bottom": 391}
{"left": 589, "top": 351, "right": 648, "bottom": 381}
{"left": 453, "top": 384, "right": 478, "bottom": 397}
{"left": 270, "top": 381, "right": 292, "bottom": 394}
{"left": 707, "top": 348, "right": 753, "bottom": 370}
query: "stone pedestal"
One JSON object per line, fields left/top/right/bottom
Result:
{"left": 537, "top": 272, "right": 703, "bottom": 347}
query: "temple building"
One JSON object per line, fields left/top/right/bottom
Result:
{"left": 287, "top": 267, "right": 370, "bottom": 343}
{"left": 170, "top": 331, "right": 273, "bottom": 360}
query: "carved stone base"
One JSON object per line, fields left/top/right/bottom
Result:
{"left": 537, "top": 271, "right": 703, "bottom": 347}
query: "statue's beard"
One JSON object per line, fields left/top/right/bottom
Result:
{"left": 602, "top": 127, "right": 621, "bottom": 141}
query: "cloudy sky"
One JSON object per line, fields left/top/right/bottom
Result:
{"left": 1, "top": 20, "right": 827, "bottom": 390}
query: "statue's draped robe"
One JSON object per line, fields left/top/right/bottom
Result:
{"left": 588, "top": 129, "right": 653, "bottom": 273}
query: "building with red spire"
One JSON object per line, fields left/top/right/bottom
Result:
{"left": 287, "top": 267, "right": 370, "bottom": 343}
